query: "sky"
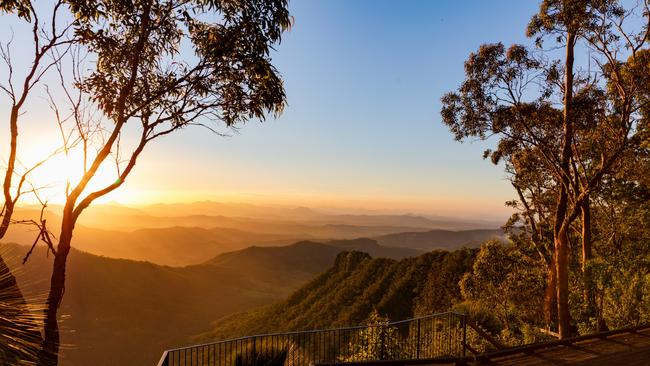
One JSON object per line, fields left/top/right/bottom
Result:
{"left": 0, "top": 1, "right": 543, "bottom": 221}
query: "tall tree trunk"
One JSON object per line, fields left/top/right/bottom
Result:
{"left": 556, "top": 30, "right": 576, "bottom": 340}
{"left": 544, "top": 253, "right": 558, "bottom": 325}
{"left": 555, "top": 226, "right": 571, "bottom": 338}
{"left": 581, "top": 197, "right": 597, "bottom": 325}
{"left": 0, "top": 106, "right": 19, "bottom": 237}
{"left": 37, "top": 209, "right": 75, "bottom": 366}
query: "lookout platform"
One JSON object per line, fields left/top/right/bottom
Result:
{"left": 464, "top": 326, "right": 650, "bottom": 366}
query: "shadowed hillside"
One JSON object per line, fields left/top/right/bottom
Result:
{"left": 2, "top": 238, "right": 414, "bottom": 366}
{"left": 209, "top": 239, "right": 421, "bottom": 272}
{"left": 70, "top": 226, "right": 297, "bottom": 266}
{"left": 324, "top": 238, "right": 422, "bottom": 259}
{"left": 199, "top": 249, "right": 477, "bottom": 341}
{"left": 6, "top": 245, "right": 287, "bottom": 366}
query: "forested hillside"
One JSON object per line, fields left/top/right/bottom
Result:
{"left": 198, "top": 249, "right": 476, "bottom": 341}
{"left": 200, "top": 234, "right": 650, "bottom": 351}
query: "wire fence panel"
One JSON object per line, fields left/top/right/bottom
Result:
{"left": 157, "top": 312, "right": 467, "bottom": 366}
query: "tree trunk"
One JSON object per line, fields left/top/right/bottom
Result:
{"left": 555, "top": 30, "right": 576, "bottom": 340}
{"left": 581, "top": 197, "right": 597, "bottom": 325}
{"left": 0, "top": 202, "right": 14, "bottom": 239}
{"left": 1, "top": 106, "right": 19, "bottom": 237}
{"left": 37, "top": 210, "right": 75, "bottom": 366}
{"left": 555, "top": 227, "right": 570, "bottom": 338}
{"left": 544, "top": 253, "right": 558, "bottom": 325}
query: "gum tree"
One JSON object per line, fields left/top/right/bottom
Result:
{"left": 441, "top": 0, "right": 648, "bottom": 338}
{"left": 2, "top": 1, "right": 292, "bottom": 365}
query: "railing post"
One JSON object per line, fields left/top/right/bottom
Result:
{"left": 416, "top": 318, "right": 421, "bottom": 359}
{"left": 252, "top": 336, "right": 257, "bottom": 361}
{"left": 380, "top": 326, "right": 386, "bottom": 360}
{"left": 462, "top": 313, "right": 467, "bottom": 358}
{"left": 447, "top": 312, "right": 451, "bottom": 356}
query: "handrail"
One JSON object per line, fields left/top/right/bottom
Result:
{"left": 469, "top": 323, "right": 650, "bottom": 362}
{"left": 157, "top": 309, "right": 650, "bottom": 366}
{"left": 164, "top": 311, "right": 462, "bottom": 353}
{"left": 466, "top": 321, "right": 504, "bottom": 350}
{"left": 157, "top": 311, "right": 467, "bottom": 366}
{"left": 156, "top": 351, "right": 169, "bottom": 366}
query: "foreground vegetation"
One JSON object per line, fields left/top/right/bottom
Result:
{"left": 442, "top": 0, "right": 650, "bottom": 338}
{"left": 203, "top": 232, "right": 649, "bottom": 351}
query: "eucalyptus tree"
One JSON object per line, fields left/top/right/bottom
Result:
{"left": 6, "top": 0, "right": 292, "bottom": 365}
{"left": 441, "top": 0, "right": 648, "bottom": 338}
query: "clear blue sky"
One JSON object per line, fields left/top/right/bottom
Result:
{"left": 1, "top": 1, "right": 543, "bottom": 220}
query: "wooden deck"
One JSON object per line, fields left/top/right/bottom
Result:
{"left": 467, "top": 327, "right": 650, "bottom": 365}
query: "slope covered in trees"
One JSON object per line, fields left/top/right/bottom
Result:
{"left": 198, "top": 249, "right": 477, "bottom": 341}
{"left": 199, "top": 236, "right": 650, "bottom": 351}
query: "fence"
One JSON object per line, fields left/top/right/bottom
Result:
{"left": 157, "top": 312, "right": 467, "bottom": 366}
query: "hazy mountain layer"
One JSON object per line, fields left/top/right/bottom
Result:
{"left": 374, "top": 229, "right": 504, "bottom": 251}
{"left": 6, "top": 204, "right": 499, "bottom": 266}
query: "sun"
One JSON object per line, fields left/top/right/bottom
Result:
{"left": 18, "top": 141, "right": 127, "bottom": 205}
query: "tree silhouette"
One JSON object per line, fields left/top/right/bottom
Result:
{"left": 0, "top": 2, "right": 75, "bottom": 362}
{"left": 4, "top": 0, "right": 291, "bottom": 365}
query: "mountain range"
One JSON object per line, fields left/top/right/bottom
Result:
{"left": 374, "top": 228, "right": 505, "bottom": 251}
{"left": 3, "top": 238, "right": 419, "bottom": 366}
{"left": 5, "top": 203, "right": 502, "bottom": 266}
{"left": 1, "top": 201, "right": 504, "bottom": 366}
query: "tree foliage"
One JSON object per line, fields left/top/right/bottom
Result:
{"left": 1, "top": 0, "right": 292, "bottom": 365}
{"left": 441, "top": 0, "right": 649, "bottom": 338}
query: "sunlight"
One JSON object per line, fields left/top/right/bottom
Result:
{"left": 18, "top": 142, "right": 131, "bottom": 205}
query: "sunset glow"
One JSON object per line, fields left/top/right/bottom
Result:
{"left": 0, "top": 1, "right": 540, "bottom": 219}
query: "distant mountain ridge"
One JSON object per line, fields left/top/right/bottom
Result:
{"left": 207, "top": 239, "right": 421, "bottom": 271}
{"left": 374, "top": 229, "right": 505, "bottom": 251}
{"left": 21, "top": 201, "right": 500, "bottom": 232}
{"left": 5, "top": 203, "right": 503, "bottom": 266}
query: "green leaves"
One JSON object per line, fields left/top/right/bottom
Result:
{"left": 71, "top": 0, "right": 289, "bottom": 128}
{"left": 441, "top": 2, "right": 649, "bottom": 337}
{"left": 0, "top": 0, "right": 31, "bottom": 21}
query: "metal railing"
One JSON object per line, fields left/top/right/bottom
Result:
{"left": 157, "top": 312, "right": 467, "bottom": 366}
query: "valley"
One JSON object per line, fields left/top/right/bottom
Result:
{"left": 2, "top": 202, "right": 503, "bottom": 366}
